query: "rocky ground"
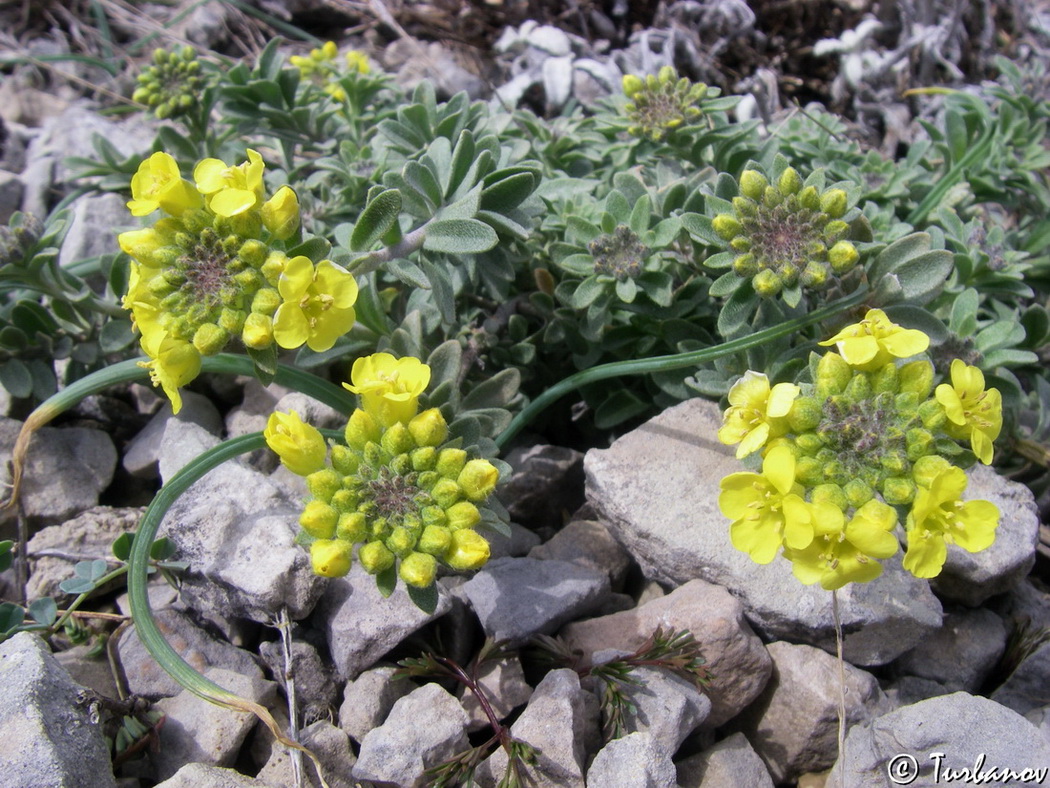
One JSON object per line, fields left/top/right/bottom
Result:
{"left": 2, "top": 1, "right": 1050, "bottom": 787}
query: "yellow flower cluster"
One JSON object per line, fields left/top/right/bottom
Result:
{"left": 289, "top": 41, "right": 370, "bottom": 103}
{"left": 622, "top": 66, "right": 708, "bottom": 142}
{"left": 119, "top": 150, "right": 358, "bottom": 412}
{"left": 265, "top": 353, "right": 498, "bottom": 591}
{"left": 718, "top": 309, "right": 1002, "bottom": 586}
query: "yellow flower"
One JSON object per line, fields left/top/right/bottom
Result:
{"left": 272, "top": 257, "right": 359, "bottom": 352}
{"left": 902, "top": 466, "right": 1000, "bottom": 578}
{"left": 264, "top": 410, "right": 328, "bottom": 476}
{"left": 784, "top": 499, "right": 898, "bottom": 590}
{"left": 138, "top": 332, "right": 201, "bottom": 414}
{"left": 818, "top": 309, "right": 930, "bottom": 372}
{"left": 719, "top": 445, "right": 813, "bottom": 564}
{"left": 343, "top": 352, "right": 431, "bottom": 427}
{"left": 345, "top": 50, "right": 370, "bottom": 74}
{"left": 118, "top": 227, "right": 166, "bottom": 263}
{"left": 444, "top": 528, "right": 490, "bottom": 571}
{"left": 193, "top": 149, "right": 265, "bottom": 217}
{"left": 718, "top": 371, "right": 800, "bottom": 459}
{"left": 127, "top": 152, "right": 202, "bottom": 217}
{"left": 261, "top": 185, "right": 301, "bottom": 240}
{"left": 935, "top": 359, "right": 1002, "bottom": 465}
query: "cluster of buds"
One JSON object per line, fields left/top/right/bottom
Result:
{"left": 289, "top": 40, "right": 371, "bottom": 103}
{"left": 712, "top": 167, "right": 860, "bottom": 298}
{"left": 589, "top": 225, "right": 649, "bottom": 280}
{"left": 119, "top": 150, "right": 358, "bottom": 412}
{"left": 622, "top": 66, "right": 708, "bottom": 142}
{"left": 133, "top": 46, "right": 207, "bottom": 120}
{"left": 0, "top": 213, "right": 43, "bottom": 265}
{"left": 266, "top": 353, "right": 498, "bottom": 591}
{"left": 718, "top": 309, "right": 1002, "bottom": 588}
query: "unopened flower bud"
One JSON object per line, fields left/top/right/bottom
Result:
{"left": 358, "top": 540, "right": 395, "bottom": 574}
{"left": 241, "top": 312, "right": 273, "bottom": 349}
{"left": 843, "top": 478, "right": 874, "bottom": 507}
{"left": 828, "top": 241, "right": 859, "bottom": 273}
{"left": 410, "top": 446, "right": 437, "bottom": 471}
{"left": 820, "top": 189, "right": 848, "bottom": 218}
{"left": 261, "top": 185, "right": 301, "bottom": 240}
{"left": 387, "top": 526, "right": 415, "bottom": 557}
{"left": 788, "top": 396, "right": 822, "bottom": 432}
{"left": 882, "top": 476, "right": 916, "bottom": 505}
{"left": 436, "top": 448, "right": 468, "bottom": 479}
{"left": 444, "top": 528, "right": 490, "bottom": 571}
{"left": 408, "top": 408, "right": 448, "bottom": 447}
{"left": 816, "top": 352, "right": 852, "bottom": 397}
{"left": 307, "top": 468, "right": 342, "bottom": 503}
{"left": 713, "top": 214, "right": 742, "bottom": 241}
{"left": 419, "top": 525, "right": 452, "bottom": 556}
{"left": 310, "top": 539, "right": 352, "bottom": 577}
{"left": 811, "top": 483, "right": 848, "bottom": 512}
{"left": 912, "top": 455, "right": 952, "bottom": 488}
{"left": 899, "top": 360, "right": 934, "bottom": 398}
{"left": 431, "top": 478, "right": 462, "bottom": 508}
{"left": 380, "top": 422, "right": 414, "bottom": 456}
{"left": 739, "top": 170, "right": 768, "bottom": 201}
{"left": 778, "top": 167, "right": 803, "bottom": 195}
{"left": 300, "top": 500, "right": 338, "bottom": 539}
{"left": 345, "top": 409, "right": 381, "bottom": 450}
{"left": 192, "top": 322, "right": 228, "bottom": 355}
{"left": 752, "top": 268, "right": 782, "bottom": 297}
{"left": 400, "top": 551, "right": 437, "bottom": 588}
{"left": 447, "top": 501, "right": 481, "bottom": 530}
{"left": 458, "top": 459, "right": 499, "bottom": 501}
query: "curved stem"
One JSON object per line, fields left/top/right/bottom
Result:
{"left": 495, "top": 287, "right": 868, "bottom": 449}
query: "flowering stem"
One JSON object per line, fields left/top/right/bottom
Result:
{"left": 495, "top": 287, "right": 869, "bottom": 449}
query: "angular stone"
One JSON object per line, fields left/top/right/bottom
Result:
{"left": 338, "top": 666, "right": 415, "bottom": 743}
{"left": 528, "top": 519, "right": 632, "bottom": 588}
{"left": 486, "top": 520, "right": 543, "bottom": 560}
{"left": 458, "top": 655, "right": 533, "bottom": 731}
{"left": 0, "top": 417, "right": 117, "bottom": 533}
{"left": 828, "top": 692, "right": 1050, "bottom": 786}
{"left": 499, "top": 444, "right": 584, "bottom": 532}
{"left": 460, "top": 557, "right": 611, "bottom": 645}
{"left": 57, "top": 192, "right": 128, "bottom": 266}
{"left": 0, "top": 633, "right": 116, "bottom": 788}
{"left": 153, "top": 763, "right": 269, "bottom": 788}
{"left": 585, "top": 731, "right": 676, "bottom": 787}
{"left": 352, "top": 683, "right": 470, "bottom": 787}
{"left": 992, "top": 640, "right": 1050, "bottom": 716}
{"left": 732, "top": 641, "right": 888, "bottom": 783}
{"left": 54, "top": 642, "right": 120, "bottom": 700}
{"left": 274, "top": 391, "right": 347, "bottom": 431}
{"left": 117, "top": 607, "right": 265, "bottom": 699}
{"left": 27, "top": 506, "right": 144, "bottom": 599}
{"left": 256, "top": 720, "right": 356, "bottom": 788}
{"left": 258, "top": 636, "right": 339, "bottom": 723}
{"left": 560, "top": 579, "right": 771, "bottom": 727}
{"left": 892, "top": 607, "right": 1006, "bottom": 692}
{"left": 123, "top": 392, "right": 223, "bottom": 478}
{"left": 152, "top": 667, "right": 277, "bottom": 782}
{"left": 157, "top": 420, "right": 325, "bottom": 622}
{"left": 321, "top": 564, "right": 451, "bottom": 679}
{"left": 932, "top": 463, "right": 1040, "bottom": 605}
{"left": 676, "top": 732, "right": 775, "bottom": 788}
{"left": 583, "top": 398, "right": 943, "bottom": 665}
{"left": 477, "top": 668, "right": 599, "bottom": 788}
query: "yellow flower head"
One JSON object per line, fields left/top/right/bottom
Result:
{"left": 902, "top": 465, "right": 1000, "bottom": 578}
{"left": 935, "top": 359, "right": 1002, "bottom": 465}
{"left": 719, "top": 445, "right": 813, "bottom": 564}
{"left": 784, "top": 499, "right": 898, "bottom": 590}
{"left": 127, "top": 152, "right": 202, "bottom": 217}
{"left": 272, "top": 257, "right": 359, "bottom": 352}
{"left": 819, "top": 309, "right": 930, "bottom": 372}
{"left": 343, "top": 352, "right": 431, "bottom": 427}
{"left": 193, "top": 149, "right": 266, "bottom": 217}
{"left": 345, "top": 50, "right": 370, "bottom": 74}
{"left": 264, "top": 410, "right": 328, "bottom": 477}
{"left": 138, "top": 332, "right": 201, "bottom": 414}
{"left": 718, "top": 371, "right": 800, "bottom": 459}
{"left": 261, "top": 185, "right": 301, "bottom": 240}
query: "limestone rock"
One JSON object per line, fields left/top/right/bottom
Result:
{"left": 676, "top": 732, "right": 774, "bottom": 788}
{"left": 499, "top": 444, "right": 585, "bottom": 532}
{"left": 583, "top": 397, "right": 943, "bottom": 665}
{"left": 57, "top": 192, "right": 128, "bottom": 266}
{"left": 527, "top": 519, "right": 632, "bottom": 589}
{"left": 458, "top": 655, "right": 533, "bottom": 731}
{"left": 892, "top": 607, "right": 1006, "bottom": 692}
{"left": 338, "top": 666, "right": 415, "bottom": 743}
{"left": 153, "top": 763, "right": 269, "bottom": 787}
{"left": 0, "top": 633, "right": 116, "bottom": 788}
{"left": 585, "top": 731, "right": 676, "bottom": 788}
{"left": 257, "top": 720, "right": 356, "bottom": 788}
{"left": 258, "top": 636, "right": 339, "bottom": 723}
{"left": 123, "top": 392, "right": 223, "bottom": 478}
{"left": 560, "top": 579, "right": 771, "bottom": 727}
{"left": 992, "top": 640, "right": 1050, "bottom": 716}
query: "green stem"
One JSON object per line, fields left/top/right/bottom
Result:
{"left": 50, "top": 565, "right": 130, "bottom": 635}
{"left": 495, "top": 288, "right": 868, "bottom": 449}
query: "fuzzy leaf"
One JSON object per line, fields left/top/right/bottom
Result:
{"left": 351, "top": 189, "right": 402, "bottom": 251}
{"left": 423, "top": 219, "right": 498, "bottom": 254}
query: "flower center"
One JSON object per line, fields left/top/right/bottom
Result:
{"left": 367, "top": 469, "right": 422, "bottom": 520}
{"left": 746, "top": 205, "right": 823, "bottom": 281}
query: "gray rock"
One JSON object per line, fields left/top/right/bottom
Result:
{"left": 1026, "top": 706, "right": 1050, "bottom": 746}
{"left": 993, "top": 577, "right": 1050, "bottom": 630}
{"left": 486, "top": 520, "right": 543, "bottom": 560}
{"left": 732, "top": 641, "right": 888, "bottom": 783}
{"left": 883, "top": 675, "right": 954, "bottom": 707}
{"left": 992, "top": 640, "right": 1050, "bottom": 716}
{"left": 57, "top": 192, "right": 128, "bottom": 266}
{"left": 591, "top": 651, "right": 710, "bottom": 754}
{"left": 477, "top": 668, "right": 599, "bottom": 788}
{"left": 158, "top": 419, "right": 325, "bottom": 622}
{"left": 117, "top": 607, "right": 265, "bottom": 699}
{"left": 560, "top": 579, "right": 771, "bottom": 728}
{"left": 932, "top": 463, "right": 1040, "bottom": 605}
{"left": 257, "top": 720, "right": 357, "bottom": 788}
{"left": 460, "top": 557, "right": 611, "bottom": 645}
{"left": 352, "top": 682, "right": 470, "bottom": 787}
{"left": 54, "top": 642, "right": 120, "bottom": 700}
{"left": 827, "top": 692, "right": 1050, "bottom": 786}
{"left": 0, "top": 168, "right": 22, "bottom": 223}
{"left": 528, "top": 519, "right": 632, "bottom": 589}
{"left": 0, "top": 417, "right": 117, "bottom": 533}
{"left": 676, "top": 732, "right": 775, "bottom": 788}
{"left": 499, "top": 444, "right": 584, "bottom": 531}
{"left": 583, "top": 398, "right": 943, "bottom": 666}
{"left": 152, "top": 667, "right": 277, "bottom": 782}
{"left": 585, "top": 731, "right": 676, "bottom": 788}
{"left": 893, "top": 607, "right": 1006, "bottom": 692}
{"left": 0, "top": 633, "right": 116, "bottom": 788}
{"left": 321, "top": 564, "right": 451, "bottom": 679}
{"left": 338, "top": 666, "right": 414, "bottom": 743}
{"left": 459, "top": 655, "right": 533, "bottom": 731}
{"left": 273, "top": 391, "right": 347, "bottom": 431}
{"left": 27, "top": 506, "right": 144, "bottom": 599}
{"left": 123, "top": 391, "right": 223, "bottom": 478}
{"left": 258, "top": 636, "right": 339, "bottom": 723}
{"left": 153, "top": 763, "right": 269, "bottom": 788}
{"left": 226, "top": 380, "right": 290, "bottom": 473}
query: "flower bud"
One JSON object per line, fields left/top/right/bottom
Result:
{"left": 380, "top": 421, "right": 414, "bottom": 456}
{"left": 739, "top": 170, "right": 768, "bottom": 201}
{"left": 331, "top": 489, "right": 358, "bottom": 512}
{"left": 899, "top": 360, "right": 934, "bottom": 398}
{"left": 307, "top": 468, "right": 342, "bottom": 503}
{"left": 712, "top": 214, "right": 742, "bottom": 241}
{"left": 421, "top": 506, "right": 448, "bottom": 529}
{"left": 787, "top": 396, "right": 822, "bottom": 432}
{"left": 310, "top": 539, "right": 352, "bottom": 577}
{"left": 816, "top": 352, "right": 851, "bottom": 397}
{"left": 408, "top": 408, "right": 448, "bottom": 447}
{"left": 446, "top": 501, "right": 481, "bottom": 530}
{"left": 918, "top": 399, "right": 947, "bottom": 430}
{"left": 300, "top": 500, "right": 338, "bottom": 539}
{"left": 622, "top": 74, "right": 644, "bottom": 96}
{"left": 431, "top": 478, "right": 462, "bottom": 508}
{"left": 418, "top": 525, "right": 452, "bottom": 556}
{"left": 798, "top": 185, "right": 820, "bottom": 210}
{"left": 733, "top": 253, "right": 758, "bottom": 277}
{"left": 261, "top": 185, "right": 301, "bottom": 240}
{"left": 752, "top": 268, "right": 782, "bottom": 297}
{"left": 265, "top": 410, "right": 326, "bottom": 476}
{"left": 358, "top": 540, "right": 395, "bottom": 574}
{"left": 458, "top": 459, "right": 499, "bottom": 501}
{"left": 330, "top": 444, "right": 360, "bottom": 475}
{"left": 778, "top": 167, "right": 802, "bottom": 195}
{"left": 345, "top": 409, "right": 381, "bottom": 450}
{"left": 400, "top": 551, "right": 437, "bottom": 588}
{"left": 387, "top": 526, "right": 415, "bottom": 557}
{"left": 444, "top": 528, "right": 490, "bottom": 571}
{"left": 820, "top": 189, "right": 848, "bottom": 218}
{"left": 811, "top": 483, "right": 848, "bottom": 512}
{"left": 410, "top": 446, "right": 437, "bottom": 472}
{"left": 843, "top": 478, "right": 874, "bottom": 507}
{"left": 436, "top": 448, "right": 468, "bottom": 479}
{"left": 871, "top": 362, "right": 899, "bottom": 394}
{"left": 828, "top": 241, "right": 859, "bottom": 273}
{"left": 882, "top": 476, "right": 916, "bottom": 505}
{"left": 241, "top": 312, "right": 274, "bottom": 349}
{"left": 192, "top": 322, "right": 228, "bottom": 355}
{"left": 796, "top": 456, "right": 823, "bottom": 486}
{"left": 912, "top": 455, "right": 952, "bottom": 488}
